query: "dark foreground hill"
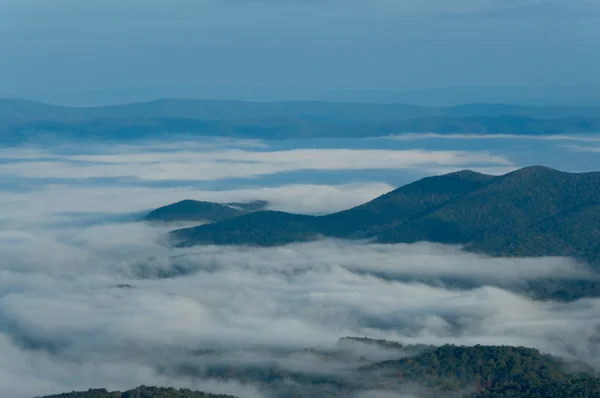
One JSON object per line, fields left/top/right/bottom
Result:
{"left": 357, "top": 341, "right": 600, "bottom": 398}
{"left": 35, "top": 386, "right": 237, "bottom": 398}
{"left": 171, "top": 166, "right": 600, "bottom": 266}
{"left": 144, "top": 200, "right": 268, "bottom": 223}
{"left": 35, "top": 340, "right": 600, "bottom": 398}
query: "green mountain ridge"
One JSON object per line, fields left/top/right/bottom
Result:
{"left": 170, "top": 166, "right": 600, "bottom": 267}
{"left": 35, "top": 386, "right": 236, "bottom": 398}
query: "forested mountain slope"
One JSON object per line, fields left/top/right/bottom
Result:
{"left": 171, "top": 166, "right": 600, "bottom": 266}
{"left": 35, "top": 340, "right": 600, "bottom": 398}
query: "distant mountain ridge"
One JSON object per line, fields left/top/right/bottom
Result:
{"left": 171, "top": 166, "right": 600, "bottom": 266}
{"left": 3, "top": 98, "right": 600, "bottom": 120}
{"left": 2, "top": 98, "right": 600, "bottom": 143}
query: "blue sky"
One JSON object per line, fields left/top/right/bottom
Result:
{"left": 1, "top": 0, "right": 599, "bottom": 103}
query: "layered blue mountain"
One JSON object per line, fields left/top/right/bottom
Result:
{"left": 2, "top": 99, "right": 600, "bottom": 143}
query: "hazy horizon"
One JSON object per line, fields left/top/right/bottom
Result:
{"left": 2, "top": 0, "right": 600, "bottom": 106}
{"left": 4, "top": 85, "right": 600, "bottom": 108}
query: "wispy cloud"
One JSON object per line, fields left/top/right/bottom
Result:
{"left": 564, "top": 144, "right": 600, "bottom": 153}
{"left": 1, "top": 224, "right": 599, "bottom": 398}
{"left": 0, "top": 138, "right": 597, "bottom": 398}
{"left": 0, "top": 146, "right": 512, "bottom": 181}
{"left": 0, "top": 139, "right": 598, "bottom": 397}
{"left": 383, "top": 133, "right": 600, "bottom": 142}
{"left": 0, "top": 182, "right": 394, "bottom": 229}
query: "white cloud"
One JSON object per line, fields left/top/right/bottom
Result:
{"left": 1, "top": 195, "right": 599, "bottom": 397}
{"left": 0, "top": 182, "right": 394, "bottom": 230}
{"left": 1, "top": 226, "right": 599, "bottom": 397}
{"left": 564, "top": 144, "right": 600, "bottom": 153}
{"left": 0, "top": 146, "right": 512, "bottom": 181}
{"left": 0, "top": 139, "right": 597, "bottom": 397}
{"left": 382, "top": 133, "right": 600, "bottom": 142}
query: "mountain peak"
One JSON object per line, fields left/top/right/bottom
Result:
{"left": 497, "top": 165, "right": 567, "bottom": 184}
{"left": 444, "top": 169, "right": 496, "bottom": 181}
{"left": 144, "top": 199, "right": 243, "bottom": 223}
{"left": 511, "top": 165, "right": 559, "bottom": 175}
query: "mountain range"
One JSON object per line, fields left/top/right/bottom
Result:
{"left": 170, "top": 166, "right": 600, "bottom": 267}
{"left": 2, "top": 99, "right": 600, "bottom": 143}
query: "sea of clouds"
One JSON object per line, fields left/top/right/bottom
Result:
{"left": 1, "top": 138, "right": 600, "bottom": 398}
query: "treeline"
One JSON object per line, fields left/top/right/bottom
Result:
{"left": 363, "top": 344, "right": 600, "bottom": 398}
{"left": 36, "top": 386, "right": 237, "bottom": 398}
{"left": 34, "top": 342, "right": 600, "bottom": 398}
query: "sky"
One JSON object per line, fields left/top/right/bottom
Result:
{"left": 1, "top": 0, "right": 600, "bottom": 104}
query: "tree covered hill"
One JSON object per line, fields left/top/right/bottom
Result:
{"left": 170, "top": 166, "right": 600, "bottom": 267}
{"left": 377, "top": 166, "right": 600, "bottom": 261}
{"left": 145, "top": 200, "right": 243, "bottom": 223}
{"left": 361, "top": 343, "right": 600, "bottom": 398}
{"left": 35, "top": 386, "right": 237, "bottom": 398}
{"left": 34, "top": 340, "right": 600, "bottom": 398}
{"left": 144, "top": 200, "right": 268, "bottom": 224}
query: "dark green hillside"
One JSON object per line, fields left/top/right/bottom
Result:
{"left": 171, "top": 211, "right": 320, "bottom": 247}
{"left": 144, "top": 199, "right": 269, "bottom": 224}
{"left": 171, "top": 170, "right": 497, "bottom": 245}
{"left": 37, "top": 342, "right": 600, "bottom": 398}
{"left": 171, "top": 166, "right": 600, "bottom": 267}
{"left": 145, "top": 200, "right": 244, "bottom": 223}
{"left": 320, "top": 169, "right": 496, "bottom": 237}
{"left": 36, "top": 386, "right": 237, "bottom": 398}
{"left": 479, "top": 202, "right": 600, "bottom": 263}
{"left": 378, "top": 166, "right": 600, "bottom": 257}
{"left": 363, "top": 344, "right": 600, "bottom": 398}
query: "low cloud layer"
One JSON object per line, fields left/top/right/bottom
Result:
{"left": 0, "top": 145, "right": 511, "bottom": 181}
{"left": 1, "top": 215, "right": 600, "bottom": 397}
{"left": 565, "top": 144, "right": 600, "bottom": 153}
{"left": 1, "top": 139, "right": 600, "bottom": 397}
{"left": 0, "top": 182, "right": 394, "bottom": 229}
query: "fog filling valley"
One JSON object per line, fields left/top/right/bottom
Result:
{"left": 3, "top": 219, "right": 600, "bottom": 397}
{"left": 2, "top": 140, "right": 600, "bottom": 398}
